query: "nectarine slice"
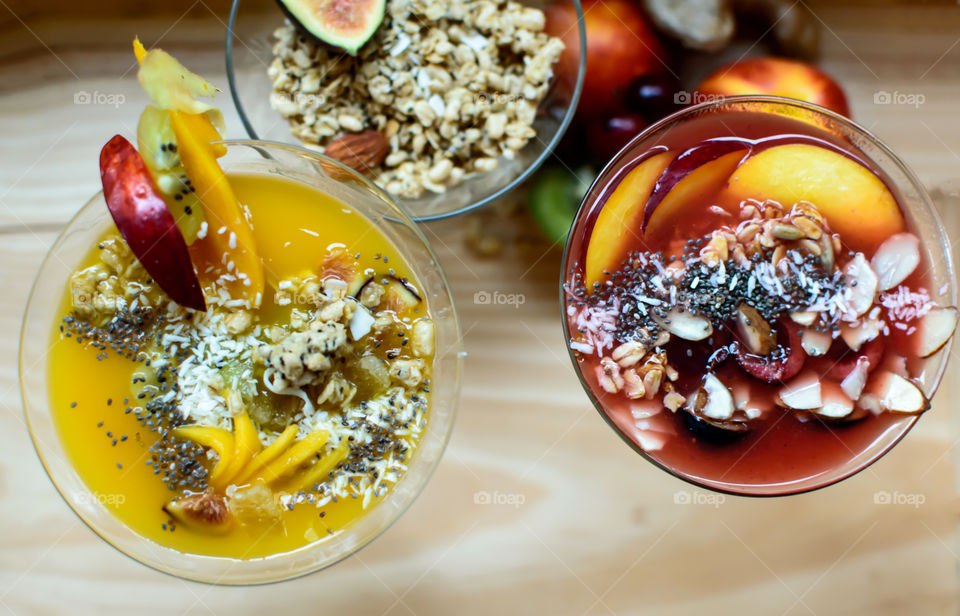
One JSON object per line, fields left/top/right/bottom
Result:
{"left": 584, "top": 151, "right": 674, "bottom": 289}
{"left": 645, "top": 149, "right": 748, "bottom": 242}
{"left": 725, "top": 143, "right": 904, "bottom": 253}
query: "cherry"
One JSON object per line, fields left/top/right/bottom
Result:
{"left": 624, "top": 73, "right": 683, "bottom": 120}
{"left": 585, "top": 113, "right": 648, "bottom": 161}
{"left": 735, "top": 320, "right": 806, "bottom": 383}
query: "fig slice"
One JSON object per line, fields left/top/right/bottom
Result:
{"left": 917, "top": 306, "right": 959, "bottom": 357}
{"left": 163, "top": 489, "right": 231, "bottom": 534}
{"left": 871, "top": 232, "right": 920, "bottom": 291}
{"left": 382, "top": 276, "right": 423, "bottom": 313}
{"left": 278, "top": 0, "right": 386, "bottom": 55}
{"left": 99, "top": 135, "right": 206, "bottom": 311}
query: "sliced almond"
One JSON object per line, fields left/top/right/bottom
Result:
{"left": 869, "top": 371, "right": 929, "bottom": 414}
{"left": 778, "top": 371, "right": 822, "bottom": 410}
{"left": 857, "top": 393, "right": 884, "bottom": 416}
{"left": 870, "top": 232, "right": 920, "bottom": 291}
{"left": 655, "top": 309, "right": 713, "bottom": 341}
{"left": 801, "top": 329, "right": 832, "bottom": 357}
{"left": 815, "top": 382, "right": 854, "bottom": 419}
{"left": 790, "top": 311, "right": 818, "bottom": 327}
{"left": 348, "top": 305, "right": 375, "bottom": 340}
{"left": 735, "top": 303, "right": 776, "bottom": 355}
{"left": 695, "top": 373, "right": 735, "bottom": 420}
{"left": 843, "top": 253, "right": 878, "bottom": 317}
{"left": 840, "top": 317, "right": 883, "bottom": 352}
{"left": 917, "top": 306, "right": 959, "bottom": 357}
{"left": 840, "top": 357, "right": 870, "bottom": 400}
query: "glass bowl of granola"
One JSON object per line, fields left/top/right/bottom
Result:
{"left": 225, "top": 0, "right": 586, "bottom": 221}
{"left": 21, "top": 139, "right": 463, "bottom": 583}
{"left": 561, "top": 97, "right": 957, "bottom": 496}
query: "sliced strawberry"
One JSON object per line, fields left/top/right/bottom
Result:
{"left": 735, "top": 319, "right": 805, "bottom": 383}
{"left": 100, "top": 134, "right": 205, "bottom": 311}
{"left": 826, "top": 336, "right": 884, "bottom": 381}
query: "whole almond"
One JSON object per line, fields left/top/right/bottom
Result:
{"left": 324, "top": 131, "right": 389, "bottom": 176}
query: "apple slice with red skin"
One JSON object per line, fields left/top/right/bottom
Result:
{"left": 100, "top": 134, "right": 206, "bottom": 311}
{"left": 736, "top": 319, "right": 806, "bottom": 383}
{"left": 643, "top": 145, "right": 750, "bottom": 241}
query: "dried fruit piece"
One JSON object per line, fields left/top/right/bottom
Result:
{"left": 172, "top": 425, "right": 235, "bottom": 485}
{"left": 324, "top": 130, "right": 389, "bottom": 175}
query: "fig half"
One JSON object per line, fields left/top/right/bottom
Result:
{"left": 278, "top": 0, "right": 386, "bottom": 55}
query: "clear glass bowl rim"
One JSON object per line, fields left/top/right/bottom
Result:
{"left": 224, "top": 0, "right": 588, "bottom": 222}
{"left": 20, "top": 139, "right": 464, "bottom": 584}
{"left": 558, "top": 95, "right": 958, "bottom": 497}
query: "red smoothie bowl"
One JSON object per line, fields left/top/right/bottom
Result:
{"left": 560, "top": 97, "right": 957, "bottom": 496}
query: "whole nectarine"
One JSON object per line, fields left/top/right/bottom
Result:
{"left": 545, "top": 0, "right": 667, "bottom": 117}
{"left": 695, "top": 57, "right": 850, "bottom": 117}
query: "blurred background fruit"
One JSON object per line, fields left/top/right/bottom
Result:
{"left": 694, "top": 57, "right": 850, "bottom": 117}
{"left": 526, "top": 0, "right": 850, "bottom": 244}
{"left": 545, "top": 0, "right": 666, "bottom": 118}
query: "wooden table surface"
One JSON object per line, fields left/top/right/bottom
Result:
{"left": 2, "top": 2, "right": 960, "bottom": 614}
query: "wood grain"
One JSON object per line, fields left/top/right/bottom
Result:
{"left": 1, "top": 3, "right": 959, "bottom": 615}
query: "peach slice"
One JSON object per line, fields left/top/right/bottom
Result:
{"left": 584, "top": 151, "right": 674, "bottom": 289}
{"left": 644, "top": 149, "right": 748, "bottom": 242}
{"left": 725, "top": 143, "right": 904, "bottom": 253}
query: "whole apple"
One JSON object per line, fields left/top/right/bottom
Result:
{"left": 694, "top": 57, "right": 850, "bottom": 117}
{"left": 545, "top": 0, "right": 667, "bottom": 117}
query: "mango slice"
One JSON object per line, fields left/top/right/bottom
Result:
{"left": 254, "top": 429, "right": 330, "bottom": 485}
{"left": 216, "top": 409, "right": 262, "bottom": 490}
{"left": 172, "top": 426, "right": 235, "bottom": 485}
{"left": 234, "top": 424, "right": 299, "bottom": 485}
{"left": 171, "top": 110, "right": 264, "bottom": 306}
{"left": 284, "top": 439, "right": 351, "bottom": 494}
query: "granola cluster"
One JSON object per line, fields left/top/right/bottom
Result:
{"left": 268, "top": 0, "right": 564, "bottom": 198}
